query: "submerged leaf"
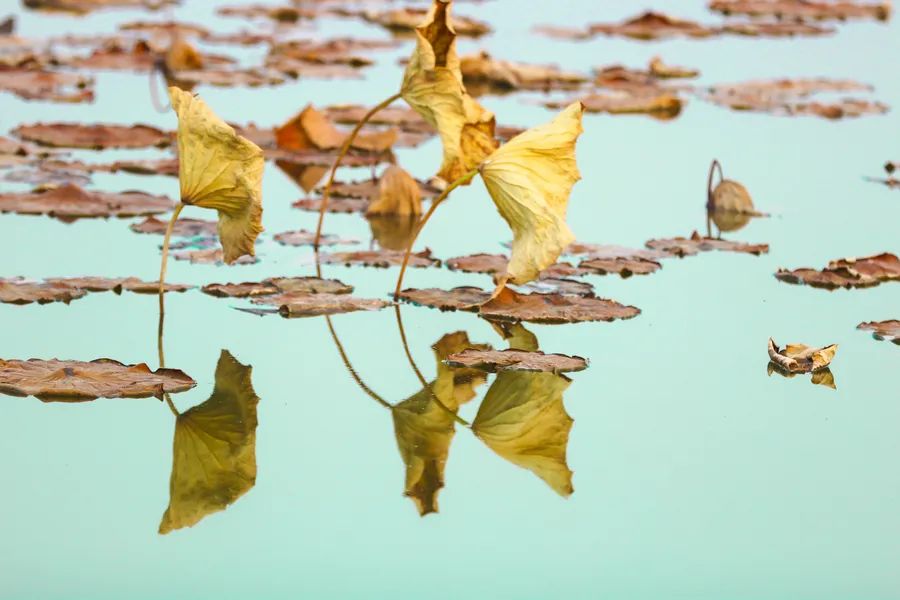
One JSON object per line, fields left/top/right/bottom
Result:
{"left": 159, "top": 350, "right": 259, "bottom": 533}
{"left": 0, "top": 358, "right": 195, "bottom": 401}
{"left": 473, "top": 371, "right": 574, "bottom": 496}
{"left": 478, "top": 102, "right": 583, "bottom": 284}
{"left": 169, "top": 86, "right": 265, "bottom": 264}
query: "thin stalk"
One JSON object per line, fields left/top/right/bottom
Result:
{"left": 324, "top": 314, "right": 392, "bottom": 409}
{"left": 164, "top": 395, "right": 180, "bottom": 417}
{"left": 314, "top": 92, "right": 403, "bottom": 248}
{"left": 706, "top": 158, "right": 723, "bottom": 210}
{"left": 393, "top": 168, "right": 479, "bottom": 300}
{"left": 158, "top": 203, "right": 185, "bottom": 311}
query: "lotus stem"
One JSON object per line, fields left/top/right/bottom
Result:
{"left": 158, "top": 203, "right": 185, "bottom": 311}
{"left": 324, "top": 314, "right": 392, "bottom": 409}
{"left": 706, "top": 158, "right": 723, "bottom": 210}
{"left": 393, "top": 168, "right": 479, "bottom": 300}
{"left": 314, "top": 91, "right": 403, "bottom": 249}
{"left": 164, "top": 395, "right": 180, "bottom": 417}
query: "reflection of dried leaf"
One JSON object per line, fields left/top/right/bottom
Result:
{"left": 709, "top": 0, "right": 891, "bottom": 21}
{"left": 367, "top": 214, "right": 418, "bottom": 251}
{"left": 159, "top": 350, "right": 259, "bottom": 533}
{"left": 0, "top": 183, "right": 174, "bottom": 220}
{"left": 646, "top": 231, "right": 769, "bottom": 256}
{"left": 857, "top": 320, "right": 900, "bottom": 344}
{"left": 445, "top": 253, "right": 590, "bottom": 282}
{"left": 710, "top": 179, "right": 755, "bottom": 213}
{"left": 479, "top": 102, "right": 583, "bottom": 284}
{"left": 0, "top": 358, "right": 195, "bottom": 401}
{"left": 319, "top": 248, "right": 440, "bottom": 269}
{"left": 480, "top": 286, "right": 640, "bottom": 324}
{"left": 775, "top": 253, "right": 900, "bottom": 289}
{"left": 460, "top": 50, "right": 587, "bottom": 93}
{"left": 767, "top": 362, "right": 837, "bottom": 389}
{"left": 172, "top": 248, "right": 258, "bottom": 265}
{"left": 131, "top": 215, "right": 217, "bottom": 237}
{"left": 275, "top": 105, "right": 397, "bottom": 153}
{"left": 768, "top": 338, "right": 837, "bottom": 373}
{"left": 0, "top": 69, "right": 94, "bottom": 103}
{"left": 446, "top": 349, "right": 587, "bottom": 373}
{"left": 366, "top": 166, "right": 422, "bottom": 216}
{"left": 12, "top": 122, "right": 169, "bottom": 150}
{"left": 473, "top": 371, "right": 574, "bottom": 496}
{"left": 273, "top": 229, "right": 357, "bottom": 247}
{"left": 204, "top": 276, "right": 352, "bottom": 298}
{"left": 392, "top": 331, "right": 488, "bottom": 515}
{"left": 170, "top": 86, "right": 264, "bottom": 264}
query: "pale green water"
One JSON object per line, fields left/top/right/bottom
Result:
{"left": 1, "top": 1, "right": 899, "bottom": 599}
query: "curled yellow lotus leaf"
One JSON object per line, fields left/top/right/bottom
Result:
{"left": 400, "top": 0, "right": 497, "bottom": 183}
{"left": 479, "top": 102, "right": 584, "bottom": 284}
{"left": 169, "top": 86, "right": 264, "bottom": 264}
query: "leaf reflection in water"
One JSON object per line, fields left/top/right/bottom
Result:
{"left": 159, "top": 350, "right": 260, "bottom": 534}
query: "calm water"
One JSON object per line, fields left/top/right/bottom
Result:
{"left": 2, "top": 1, "right": 899, "bottom": 598}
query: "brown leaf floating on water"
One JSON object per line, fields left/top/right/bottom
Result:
{"left": 721, "top": 20, "right": 834, "bottom": 36}
{"left": 445, "top": 253, "right": 590, "bottom": 279}
{"left": 768, "top": 338, "right": 837, "bottom": 373}
{"left": 648, "top": 56, "right": 699, "bottom": 79}
{"left": 322, "top": 173, "right": 439, "bottom": 201}
{"left": 172, "top": 248, "right": 258, "bottom": 266}
{"left": 275, "top": 105, "right": 397, "bottom": 154}
{"left": 292, "top": 196, "right": 369, "bottom": 214}
{"left": 775, "top": 252, "right": 900, "bottom": 289}
{"left": 360, "top": 6, "right": 491, "bottom": 36}
{"left": 700, "top": 78, "right": 888, "bottom": 119}
{"left": 460, "top": 51, "right": 588, "bottom": 93}
{"left": 131, "top": 215, "right": 218, "bottom": 237}
{"left": 273, "top": 229, "right": 358, "bottom": 247}
{"left": 0, "top": 183, "right": 174, "bottom": 220}
{"left": 570, "top": 245, "right": 666, "bottom": 277}
{"left": 588, "top": 11, "right": 718, "bottom": 40}
{"left": 319, "top": 248, "right": 441, "bottom": 269}
{"left": 172, "top": 67, "right": 286, "bottom": 88}
{"left": 479, "top": 286, "right": 640, "bottom": 324}
{"left": 250, "top": 293, "right": 390, "bottom": 318}
{"left": 547, "top": 91, "right": 683, "bottom": 119}
{"left": 23, "top": 0, "right": 178, "bottom": 14}
{"left": 472, "top": 371, "right": 574, "bottom": 496}
{"left": 646, "top": 230, "right": 769, "bottom": 256}
{"left": 0, "top": 358, "right": 195, "bottom": 402}
{"left": 857, "top": 320, "right": 900, "bottom": 344}
{"left": 517, "top": 278, "right": 595, "bottom": 297}
{"left": 42, "top": 276, "right": 192, "bottom": 295}
{"left": 0, "top": 69, "right": 94, "bottom": 103}
{"left": 217, "top": 4, "right": 314, "bottom": 22}
{"left": 204, "top": 276, "right": 352, "bottom": 298}
{"left": 0, "top": 278, "right": 87, "bottom": 305}
{"left": 33, "top": 157, "right": 180, "bottom": 178}
{"left": 12, "top": 122, "right": 169, "bottom": 150}
{"left": 446, "top": 349, "right": 588, "bottom": 373}
{"left": 267, "top": 38, "right": 397, "bottom": 68}
{"left": 709, "top": 0, "right": 891, "bottom": 21}
{"left": 398, "top": 286, "right": 491, "bottom": 312}
{"left": 159, "top": 350, "right": 259, "bottom": 533}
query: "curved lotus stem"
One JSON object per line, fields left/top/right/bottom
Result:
{"left": 324, "top": 314, "right": 393, "bottom": 409}
{"left": 314, "top": 92, "right": 403, "bottom": 248}
{"left": 393, "top": 168, "right": 479, "bottom": 300}
{"left": 149, "top": 58, "right": 173, "bottom": 113}
{"left": 706, "top": 158, "right": 723, "bottom": 210}
{"left": 158, "top": 203, "right": 185, "bottom": 311}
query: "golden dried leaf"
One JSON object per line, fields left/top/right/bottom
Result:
{"left": 275, "top": 105, "right": 397, "bottom": 153}
{"left": 478, "top": 102, "right": 583, "bottom": 284}
{"left": 446, "top": 349, "right": 587, "bottom": 373}
{"left": 164, "top": 37, "right": 204, "bottom": 72}
{"left": 366, "top": 165, "right": 423, "bottom": 216}
{"left": 767, "top": 338, "right": 838, "bottom": 373}
{"left": 473, "top": 371, "right": 574, "bottom": 496}
{"left": 169, "top": 86, "right": 265, "bottom": 264}
{"left": 159, "top": 350, "right": 259, "bottom": 533}
{"left": 400, "top": 0, "right": 498, "bottom": 183}
{"left": 367, "top": 214, "right": 419, "bottom": 251}
{"left": 0, "top": 357, "right": 195, "bottom": 401}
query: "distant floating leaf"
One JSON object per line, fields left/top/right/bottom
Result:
{"left": 585, "top": 11, "right": 718, "bottom": 40}
{"left": 646, "top": 230, "right": 769, "bottom": 256}
{"left": 0, "top": 357, "right": 195, "bottom": 401}
{"left": 292, "top": 196, "right": 369, "bottom": 214}
{"left": 857, "top": 320, "right": 900, "bottom": 344}
{"left": 361, "top": 4, "right": 491, "bottom": 37}
{"left": 479, "top": 286, "right": 640, "bottom": 324}
{"left": 131, "top": 215, "right": 218, "bottom": 237}
{"left": 273, "top": 229, "right": 358, "bottom": 247}
{"left": 398, "top": 286, "right": 490, "bottom": 312}
{"left": 22, "top": 0, "right": 178, "bottom": 14}
{"left": 548, "top": 91, "right": 682, "bottom": 119}
{"left": 275, "top": 105, "right": 397, "bottom": 154}
{"left": 172, "top": 247, "right": 258, "bottom": 265}
{"left": 767, "top": 362, "right": 837, "bottom": 389}
{"left": 203, "top": 276, "right": 352, "bottom": 298}
{"left": 254, "top": 293, "right": 390, "bottom": 318}
{"left": 709, "top": 0, "right": 891, "bottom": 21}
{"left": 0, "top": 183, "right": 174, "bottom": 220}
{"left": 460, "top": 50, "right": 587, "bottom": 94}
{"left": 12, "top": 122, "right": 170, "bottom": 150}
{"left": 768, "top": 338, "right": 837, "bottom": 373}
{"left": 318, "top": 248, "right": 440, "bottom": 269}
{"left": 446, "top": 349, "right": 588, "bottom": 373}
{"left": 776, "top": 252, "right": 900, "bottom": 290}
{"left": 159, "top": 350, "right": 259, "bottom": 533}
{"left": 0, "top": 278, "right": 87, "bottom": 305}
{"left": 0, "top": 69, "right": 94, "bottom": 103}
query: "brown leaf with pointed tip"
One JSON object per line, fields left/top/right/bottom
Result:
{"left": 709, "top": 0, "right": 891, "bottom": 21}
{"left": 0, "top": 358, "right": 195, "bottom": 401}
{"left": 318, "top": 248, "right": 440, "bottom": 269}
{"left": 12, "top": 122, "right": 169, "bottom": 150}
{"left": 0, "top": 70, "right": 94, "bottom": 103}
{"left": 0, "top": 183, "right": 174, "bottom": 220}
{"left": 273, "top": 229, "right": 357, "bottom": 247}
{"left": 646, "top": 230, "right": 769, "bottom": 256}
{"left": 480, "top": 286, "right": 640, "bottom": 324}
{"left": 775, "top": 253, "right": 900, "bottom": 290}
{"left": 398, "top": 286, "right": 491, "bottom": 312}
{"left": 159, "top": 350, "right": 258, "bottom": 533}
{"left": 768, "top": 338, "right": 838, "bottom": 373}
{"left": 275, "top": 105, "right": 397, "bottom": 153}
{"left": 446, "top": 349, "right": 587, "bottom": 373}
{"left": 857, "top": 320, "right": 900, "bottom": 344}
{"left": 131, "top": 215, "right": 218, "bottom": 237}
{"left": 473, "top": 371, "right": 574, "bottom": 496}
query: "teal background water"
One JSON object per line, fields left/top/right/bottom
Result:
{"left": 1, "top": 1, "right": 899, "bottom": 598}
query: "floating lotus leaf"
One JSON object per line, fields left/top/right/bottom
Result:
{"left": 480, "top": 286, "right": 640, "bottom": 324}
{"left": 203, "top": 276, "right": 352, "bottom": 298}
{"left": 266, "top": 294, "right": 390, "bottom": 318}
{"left": 398, "top": 286, "right": 490, "bottom": 312}
{"left": 0, "top": 183, "right": 174, "bottom": 220}
{"left": 0, "top": 278, "right": 87, "bottom": 305}
{"left": 363, "top": 5, "right": 491, "bottom": 36}
{"left": 767, "top": 338, "right": 837, "bottom": 373}
{"left": 130, "top": 215, "right": 217, "bottom": 237}
{"left": 460, "top": 50, "right": 587, "bottom": 94}
{"left": 318, "top": 248, "right": 440, "bottom": 269}
{"left": 857, "top": 320, "right": 900, "bottom": 344}
{"left": 273, "top": 229, "right": 358, "bottom": 247}
{"left": 709, "top": 0, "right": 890, "bottom": 21}
{"left": 0, "top": 358, "right": 195, "bottom": 401}
{"left": 646, "top": 231, "right": 769, "bottom": 256}
{"left": 12, "top": 122, "right": 169, "bottom": 149}
{"left": 159, "top": 350, "right": 259, "bottom": 533}
{"left": 275, "top": 105, "right": 397, "bottom": 153}
{"left": 548, "top": 92, "right": 682, "bottom": 119}
{"left": 172, "top": 248, "right": 258, "bottom": 266}
{"left": 0, "top": 70, "right": 94, "bottom": 103}
{"left": 446, "top": 349, "right": 588, "bottom": 373}
{"left": 775, "top": 253, "right": 900, "bottom": 290}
